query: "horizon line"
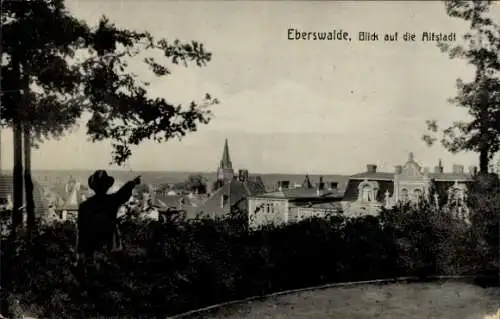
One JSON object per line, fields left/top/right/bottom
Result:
{"left": 0, "top": 168, "right": 353, "bottom": 176}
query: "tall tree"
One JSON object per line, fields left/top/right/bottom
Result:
{"left": 185, "top": 174, "right": 208, "bottom": 194}
{"left": 422, "top": 0, "right": 500, "bottom": 173}
{"left": 1, "top": 0, "right": 219, "bottom": 239}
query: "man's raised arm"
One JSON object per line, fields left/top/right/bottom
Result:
{"left": 112, "top": 176, "right": 141, "bottom": 206}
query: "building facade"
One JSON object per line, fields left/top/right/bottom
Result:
{"left": 342, "top": 152, "right": 475, "bottom": 218}
{"left": 184, "top": 138, "right": 267, "bottom": 219}
{"left": 0, "top": 174, "right": 48, "bottom": 224}
{"left": 248, "top": 177, "right": 343, "bottom": 229}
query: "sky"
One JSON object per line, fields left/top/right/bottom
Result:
{"left": 1, "top": 0, "right": 500, "bottom": 175}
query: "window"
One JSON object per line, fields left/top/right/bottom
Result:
{"left": 357, "top": 180, "right": 379, "bottom": 203}
{"left": 361, "top": 185, "right": 372, "bottom": 202}
{"left": 455, "top": 188, "right": 465, "bottom": 201}
{"left": 413, "top": 189, "right": 422, "bottom": 202}
{"left": 261, "top": 202, "right": 276, "bottom": 214}
{"left": 220, "top": 195, "right": 229, "bottom": 208}
{"left": 265, "top": 203, "right": 275, "bottom": 214}
{"left": 400, "top": 188, "right": 409, "bottom": 202}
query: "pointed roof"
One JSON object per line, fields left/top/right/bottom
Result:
{"left": 220, "top": 138, "right": 233, "bottom": 169}
{"left": 0, "top": 174, "right": 48, "bottom": 215}
{"left": 302, "top": 174, "right": 313, "bottom": 189}
{"left": 193, "top": 178, "right": 266, "bottom": 218}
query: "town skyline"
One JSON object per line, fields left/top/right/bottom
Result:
{"left": 2, "top": 1, "right": 499, "bottom": 174}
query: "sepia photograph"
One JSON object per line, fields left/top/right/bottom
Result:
{"left": 0, "top": 0, "right": 499, "bottom": 318}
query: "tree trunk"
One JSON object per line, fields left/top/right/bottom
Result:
{"left": 20, "top": 57, "right": 36, "bottom": 241}
{"left": 9, "top": 54, "right": 24, "bottom": 240}
{"left": 24, "top": 125, "right": 36, "bottom": 241}
{"left": 12, "top": 118, "right": 24, "bottom": 239}
{"left": 479, "top": 149, "right": 489, "bottom": 174}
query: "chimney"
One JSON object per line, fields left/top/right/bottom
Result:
{"left": 434, "top": 159, "right": 444, "bottom": 173}
{"left": 318, "top": 176, "right": 325, "bottom": 190}
{"left": 395, "top": 165, "right": 402, "bottom": 174}
{"left": 366, "top": 164, "right": 377, "bottom": 173}
{"left": 452, "top": 164, "right": 464, "bottom": 174}
{"left": 238, "top": 169, "right": 249, "bottom": 182}
{"left": 328, "top": 182, "right": 338, "bottom": 190}
{"left": 277, "top": 180, "right": 290, "bottom": 190}
{"left": 468, "top": 165, "right": 478, "bottom": 176}
{"left": 434, "top": 160, "right": 443, "bottom": 173}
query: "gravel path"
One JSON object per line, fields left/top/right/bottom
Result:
{"left": 203, "top": 282, "right": 500, "bottom": 319}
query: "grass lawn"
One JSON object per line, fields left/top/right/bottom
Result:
{"left": 199, "top": 282, "right": 500, "bottom": 319}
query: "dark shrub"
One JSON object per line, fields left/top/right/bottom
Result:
{"left": 1, "top": 182, "right": 498, "bottom": 318}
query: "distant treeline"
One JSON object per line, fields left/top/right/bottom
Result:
{"left": 10, "top": 169, "right": 349, "bottom": 193}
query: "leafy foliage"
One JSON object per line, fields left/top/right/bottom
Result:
{"left": 1, "top": 0, "right": 219, "bottom": 164}
{"left": 468, "top": 173, "right": 500, "bottom": 272}
{"left": 422, "top": 1, "right": 500, "bottom": 172}
{"left": 182, "top": 174, "right": 208, "bottom": 194}
{"left": 2, "top": 186, "right": 498, "bottom": 318}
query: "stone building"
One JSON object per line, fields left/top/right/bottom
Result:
{"left": 0, "top": 174, "right": 48, "bottom": 222}
{"left": 193, "top": 139, "right": 266, "bottom": 218}
{"left": 342, "top": 152, "right": 475, "bottom": 218}
{"left": 248, "top": 176, "right": 343, "bottom": 229}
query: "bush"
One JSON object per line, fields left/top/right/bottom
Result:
{"left": 1, "top": 187, "right": 498, "bottom": 318}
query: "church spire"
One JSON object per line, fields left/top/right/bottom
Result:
{"left": 220, "top": 138, "right": 232, "bottom": 169}
{"left": 216, "top": 138, "right": 235, "bottom": 185}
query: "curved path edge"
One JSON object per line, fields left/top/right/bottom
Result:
{"left": 168, "top": 275, "right": 487, "bottom": 318}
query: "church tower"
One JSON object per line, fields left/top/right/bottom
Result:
{"left": 216, "top": 138, "right": 235, "bottom": 184}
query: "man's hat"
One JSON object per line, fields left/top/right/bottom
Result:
{"left": 88, "top": 170, "right": 115, "bottom": 192}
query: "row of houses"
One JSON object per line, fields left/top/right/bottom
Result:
{"left": 246, "top": 152, "right": 477, "bottom": 229}
{"left": 0, "top": 139, "right": 489, "bottom": 228}
{"left": 194, "top": 142, "right": 480, "bottom": 229}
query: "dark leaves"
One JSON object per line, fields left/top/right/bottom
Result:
{"left": 2, "top": 0, "right": 218, "bottom": 166}
{"left": 425, "top": 1, "right": 500, "bottom": 166}
{"left": 421, "top": 134, "right": 437, "bottom": 147}
{"left": 157, "top": 39, "right": 212, "bottom": 67}
{"left": 144, "top": 57, "right": 170, "bottom": 76}
{"left": 85, "top": 95, "right": 218, "bottom": 166}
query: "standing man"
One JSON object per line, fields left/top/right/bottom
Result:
{"left": 75, "top": 170, "right": 141, "bottom": 264}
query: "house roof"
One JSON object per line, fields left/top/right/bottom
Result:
{"left": 343, "top": 178, "right": 395, "bottom": 202}
{"left": 0, "top": 174, "right": 48, "bottom": 216}
{"left": 194, "top": 178, "right": 266, "bottom": 217}
{"left": 291, "top": 200, "right": 342, "bottom": 210}
{"left": 253, "top": 187, "right": 344, "bottom": 200}
{"left": 350, "top": 171, "right": 474, "bottom": 182}
{"left": 302, "top": 175, "right": 313, "bottom": 188}
{"left": 343, "top": 170, "right": 474, "bottom": 202}
{"left": 47, "top": 178, "right": 93, "bottom": 210}
{"left": 154, "top": 193, "right": 208, "bottom": 209}
{"left": 155, "top": 195, "right": 184, "bottom": 208}
{"left": 428, "top": 172, "right": 473, "bottom": 181}
{"left": 350, "top": 172, "right": 394, "bottom": 180}
{"left": 351, "top": 152, "right": 475, "bottom": 183}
